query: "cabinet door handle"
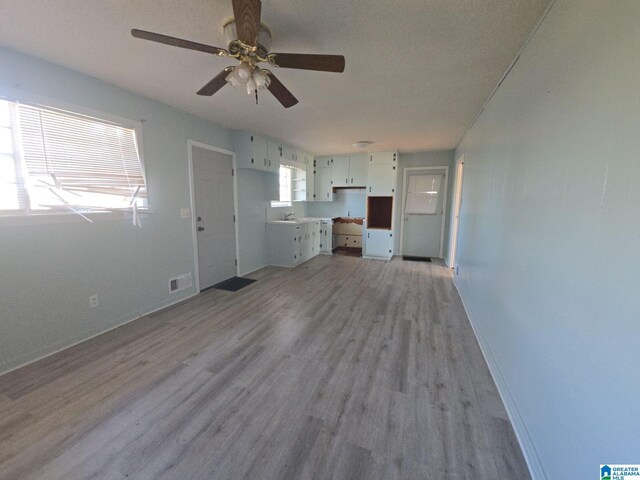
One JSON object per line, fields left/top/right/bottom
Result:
{"left": 368, "top": 233, "right": 370, "bottom": 238}
{"left": 268, "top": 159, "right": 271, "bottom": 167}
{"left": 369, "top": 187, "right": 371, "bottom": 193}
{"left": 351, "top": 178, "right": 353, "bottom": 184}
{"left": 346, "top": 178, "right": 348, "bottom": 184}
{"left": 264, "top": 158, "right": 267, "bottom": 166}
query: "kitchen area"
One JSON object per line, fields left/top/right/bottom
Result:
{"left": 235, "top": 127, "right": 398, "bottom": 267}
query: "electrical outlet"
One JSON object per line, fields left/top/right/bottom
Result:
{"left": 89, "top": 294, "right": 99, "bottom": 308}
{"left": 180, "top": 208, "right": 191, "bottom": 219}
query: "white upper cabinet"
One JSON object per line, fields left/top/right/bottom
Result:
{"left": 315, "top": 157, "right": 333, "bottom": 202}
{"left": 330, "top": 155, "right": 368, "bottom": 188}
{"left": 267, "top": 139, "right": 282, "bottom": 173}
{"left": 304, "top": 154, "right": 315, "bottom": 201}
{"left": 281, "top": 144, "right": 300, "bottom": 163}
{"left": 330, "top": 156, "right": 350, "bottom": 187}
{"left": 349, "top": 154, "right": 368, "bottom": 186}
{"left": 235, "top": 131, "right": 270, "bottom": 171}
{"left": 369, "top": 151, "right": 397, "bottom": 165}
{"left": 236, "top": 132, "right": 302, "bottom": 173}
{"left": 368, "top": 164, "right": 397, "bottom": 196}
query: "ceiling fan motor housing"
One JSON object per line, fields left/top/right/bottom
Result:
{"left": 223, "top": 20, "right": 272, "bottom": 59}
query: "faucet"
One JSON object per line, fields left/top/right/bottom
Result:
{"left": 283, "top": 211, "right": 295, "bottom": 221}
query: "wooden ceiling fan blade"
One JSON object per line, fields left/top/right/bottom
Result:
{"left": 232, "top": 0, "right": 262, "bottom": 46}
{"left": 131, "top": 29, "right": 228, "bottom": 56}
{"left": 265, "top": 72, "right": 298, "bottom": 108}
{"left": 268, "top": 53, "right": 345, "bottom": 73}
{"left": 197, "top": 69, "right": 232, "bottom": 96}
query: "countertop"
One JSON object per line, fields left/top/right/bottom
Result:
{"left": 267, "top": 217, "right": 328, "bottom": 225}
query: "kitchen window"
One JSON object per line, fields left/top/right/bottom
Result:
{"left": 270, "top": 165, "right": 292, "bottom": 207}
{"left": 0, "top": 98, "right": 147, "bottom": 219}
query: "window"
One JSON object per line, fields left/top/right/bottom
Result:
{"left": 270, "top": 165, "right": 292, "bottom": 207}
{"left": 0, "top": 98, "right": 147, "bottom": 217}
{"left": 405, "top": 174, "right": 442, "bottom": 214}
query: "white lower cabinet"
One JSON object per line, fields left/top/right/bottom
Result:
{"left": 312, "top": 221, "right": 321, "bottom": 254}
{"left": 364, "top": 229, "right": 394, "bottom": 259}
{"left": 320, "top": 220, "right": 333, "bottom": 253}
{"left": 267, "top": 221, "right": 321, "bottom": 267}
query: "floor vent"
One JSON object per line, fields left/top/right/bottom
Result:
{"left": 169, "top": 273, "right": 192, "bottom": 293}
{"left": 402, "top": 256, "right": 432, "bottom": 262}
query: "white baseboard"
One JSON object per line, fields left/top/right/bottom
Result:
{"left": 452, "top": 277, "right": 548, "bottom": 480}
{"left": 362, "top": 255, "right": 391, "bottom": 261}
{"left": 240, "top": 264, "right": 268, "bottom": 276}
{"left": 0, "top": 291, "right": 198, "bottom": 378}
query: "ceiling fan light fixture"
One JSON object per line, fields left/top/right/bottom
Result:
{"left": 227, "top": 64, "right": 270, "bottom": 95}
{"left": 225, "top": 67, "right": 243, "bottom": 88}
{"left": 253, "top": 68, "right": 271, "bottom": 90}
{"left": 246, "top": 76, "right": 257, "bottom": 95}
{"left": 235, "top": 61, "right": 252, "bottom": 82}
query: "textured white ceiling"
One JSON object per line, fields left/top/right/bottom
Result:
{"left": 0, "top": 0, "right": 548, "bottom": 155}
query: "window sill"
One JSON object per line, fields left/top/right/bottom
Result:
{"left": 0, "top": 209, "right": 153, "bottom": 227}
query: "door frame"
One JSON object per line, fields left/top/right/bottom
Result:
{"left": 399, "top": 166, "right": 449, "bottom": 258}
{"left": 447, "top": 154, "right": 465, "bottom": 269}
{"left": 187, "top": 140, "right": 240, "bottom": 292}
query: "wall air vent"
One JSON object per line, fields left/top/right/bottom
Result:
{"left": 169, "top": 273, "right": 192, "bottom": 293}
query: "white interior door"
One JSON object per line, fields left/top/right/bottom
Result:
{"left": 449, "top": 158, "right": 464, "bottom": 268}
{"left": 402, "top": 170, "right": 446, "bottom": 258}
{"left": 192, "top": 146, "right": 237, "bottom": 290}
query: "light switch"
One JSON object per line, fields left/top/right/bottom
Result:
{"left": 180, "top": 208, "right": 191, "bottom": 219}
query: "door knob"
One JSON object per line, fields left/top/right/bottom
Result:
{"left": 197, "top": 216, "right": 202, "bottom": 222}
{"left": 197, "top": 226, "right": 205, "bottom": 232}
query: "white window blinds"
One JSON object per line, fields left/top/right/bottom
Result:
{"left": 16, "top": 103, "right": 146, "bottom": 211}
{"left": 405, "top": 174, "right": 442, "bottom": 215}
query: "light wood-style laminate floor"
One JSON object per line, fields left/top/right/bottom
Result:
{"left": 0, "top": 256, "right": 530, "bottom": 480}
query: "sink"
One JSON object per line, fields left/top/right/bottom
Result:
{"left": 269, "top": 219, "right": 299, "bottom": 224}
{"left": 269, "top": 217, "right": 321, "bottom": 225}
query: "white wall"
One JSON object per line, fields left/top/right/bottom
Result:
{"left": 453, "top": 1, "right": 640, "bottom": 478}
{"left": 0, "top": 48, "right": 249, "bottom": 374}
{"left": 236, "top": 169, "right": 268, "bottom": 275}
{"left": 305, "top": 189, "right": 366, "bottom": 219}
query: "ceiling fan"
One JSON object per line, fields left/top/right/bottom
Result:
{"left": 131, "top": 0, "right": 345, "bottom": 108}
